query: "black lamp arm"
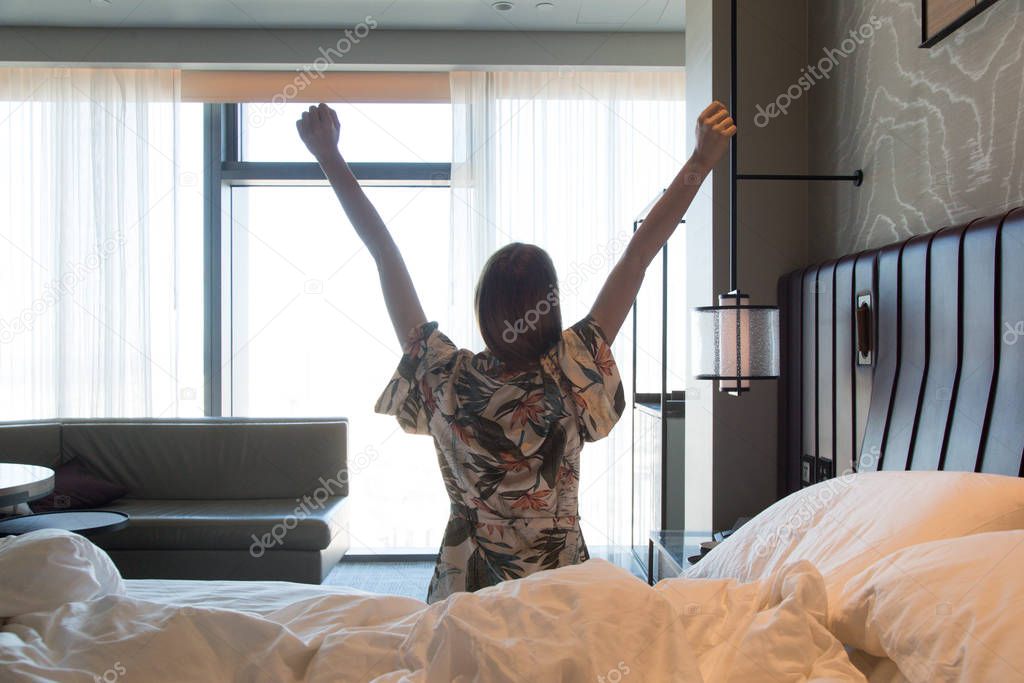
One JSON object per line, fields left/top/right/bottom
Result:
{"left": 728, "top": 0, "right": 863, "bottom": 292}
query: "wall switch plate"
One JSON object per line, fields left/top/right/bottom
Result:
{"left": 816, "top": 457, "right": 834, "bottom": 482}
{"left": 801, "top": 454, "right": 815, "bottom": 486}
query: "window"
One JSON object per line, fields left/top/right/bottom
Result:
{"left": 0, "top": 70, "right": 204, "bottom": 420}
{"left": 3, "top": 70, "right": 683, "bottom": 557}
{"left": 212, "top": 102, "right": 454, "bottom": 553}
{"left": 240, "top": 102, "right": 451, "bottom": 163}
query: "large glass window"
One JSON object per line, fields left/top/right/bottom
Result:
{"left": 240, "top": 103, "right": 452, "bottom": 163}
{"left": 222, "top": 102, "right": 453, "bottom": 552}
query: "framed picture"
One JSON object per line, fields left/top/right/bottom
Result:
{"left": 921, "top": 0, "right": 1003, "bottom": 47}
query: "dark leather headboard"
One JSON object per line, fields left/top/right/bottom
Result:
{"left": 778, "top": 208, "right": 1024, "bottom": 495}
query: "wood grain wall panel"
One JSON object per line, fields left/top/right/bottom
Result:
{"left": 833, "top": 256, "right": 858, "bottom": 475}
{"left": 801, "top": 268, "right": 819, "bottom": 472}
{"left": 852, "top": 253, "right": 876, "bottom": 464}
{"left": 885, "top": 233, "right": 933, "bottom": 469}
{"left": 860, "top": 244, "right": 902, "bottom": 470}
{"left": 807, "top": 0, "right": 1024, "bottom": 262}
{"left": 945, "top": 217, "right": 1001, "bottom": 471}
{"left": 982, "top": 209, "right": 1024, "bottom": 475}
{"left": 816, "top": 263, "right": 837, "bottom": 473}
{"left": 912, "top": 224, "right": 967, "bottom": 470}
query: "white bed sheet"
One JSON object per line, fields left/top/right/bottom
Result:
{"left": 0, "top": 531, "right": 867, "bottom": 682}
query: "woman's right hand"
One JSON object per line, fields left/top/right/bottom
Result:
{"left": 691, "top": 101, "right": 737, "bottom": 171}
{"left": 296, "top": 103, "right": 341, "bottom": 160}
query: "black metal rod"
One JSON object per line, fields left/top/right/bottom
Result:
{"left": 738, "top": 171, "right": 864, "bottom": 185}
{"left": 727, "top": 0, "right": 862, "bottom": 298}
{"left": 730, "top": 0, "right": 739, "bottom": 293}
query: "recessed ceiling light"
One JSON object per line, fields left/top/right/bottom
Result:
{"left": 90, "top": 0, "right": 112, "bottom": 6}
{"left": 492, "top": 1, "right": 514, "bottom": 11}
{"left": 536, "top": 1, "right": 555, "bottom": 10}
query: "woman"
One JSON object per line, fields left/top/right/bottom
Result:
{"left": 297, "top": 101, "right": 735, "bottom": 602}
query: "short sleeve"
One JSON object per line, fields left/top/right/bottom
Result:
{"left": 375, "top": 322, "right": 459, "bottom": 435}
{"left": 558, "top": 316, "right": 626, "bottom": 442}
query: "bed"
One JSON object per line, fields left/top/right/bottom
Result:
{"left": 2, "top": 208, "right": 1023, "bottom": 682}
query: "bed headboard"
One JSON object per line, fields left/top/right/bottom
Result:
{"left": 777, "top": 208, "right": 1024, "bottom": 495}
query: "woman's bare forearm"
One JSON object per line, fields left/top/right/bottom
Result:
{"left": 316, "top": 149, "right": 427, "bottom": 341}
{"left": 318, "top": 151, "right": 398, "bottom": 260}
{"left": 625, "top": 157, "right": 710, "bottom": 270}
{"left": 589, "top": 157, "right": 710, "bottom": 342}
{"left": 589, "top": 101, "right": 736, "bottom": 343}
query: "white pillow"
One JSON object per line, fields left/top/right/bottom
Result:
{"left": 0, "top": 529, "right": 124, "bottom": 618}
{"left": 833, "top": 530, "right": 1024, "bottom": 682}
{"left": 685, "top": 471, "right": 1024, "bottom": 604}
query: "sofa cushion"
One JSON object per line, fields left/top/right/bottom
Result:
{"left": 93, "top": 497, "right": 348, "bottom": 553}
{"left": 61, "top": 419, "right": 347, "bottom": 499}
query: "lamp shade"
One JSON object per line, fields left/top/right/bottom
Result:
{"left": 692, "top": 292, "right": 779, "bottom": 395}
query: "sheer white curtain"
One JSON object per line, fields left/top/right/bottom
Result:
{"left": 449, "top": 71, "right": 686, "bottom": 552}
{"left": 0, "top": 68, "right": 190, "bottom": 419}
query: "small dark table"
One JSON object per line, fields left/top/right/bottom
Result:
{"left": 648, "top": 530, "right": 712, "bottom": 585}
{"left": 0, "top": 510, "right": 129, "bottom": 538}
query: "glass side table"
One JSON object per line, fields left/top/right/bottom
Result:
{"left": 647, "top": 530, "right": 713, "bottom": 585}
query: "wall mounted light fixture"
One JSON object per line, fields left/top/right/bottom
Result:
{"left": 691, "top": 0, "right": 864, "bottom": 397}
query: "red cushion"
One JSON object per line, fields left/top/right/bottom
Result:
{"left": 30, "top": 459, "right": 127, "bottom": 512}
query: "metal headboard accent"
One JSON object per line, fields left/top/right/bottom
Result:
{"left": 778, "top": 208, "right": 1024, "bottom": 495}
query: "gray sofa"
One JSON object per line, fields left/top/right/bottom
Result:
{"left": 0, "top": 418, "right": 349, "bottom": 584}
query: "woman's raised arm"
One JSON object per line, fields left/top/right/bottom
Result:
{"left": 589, "top": 101, "right": 736, "bottom": 343}
{"left": 297, "top": 103, "right": 427, "bottom": 344}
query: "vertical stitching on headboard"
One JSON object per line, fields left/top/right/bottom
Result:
{"left": 937, "top": 223, "right": 970, "bottom": 471}
{"left": 794, "top": 272, "right": 802, "bottom": 485}
{"left": 814, "top": 265, "right": 821, "bottom": 477}
{"left": 976, "top": 213, "right": 1006, "bottom": 473}
{"left": 850, "top": 255, "right": 860, "bottom": 472}
{"left": 830, "top": 262, "right": 838, "bottom": 477}
{"left": 877, "top": 245, "right": 905, "bottom": 471}
{"left": 905, "top": 231, "right": 940, "bottom": 469}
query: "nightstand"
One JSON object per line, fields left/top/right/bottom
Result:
{"left": 647, "top": 530, "right": 713, "bottom": 585}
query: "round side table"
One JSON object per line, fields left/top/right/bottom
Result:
{"left": 0, "top": 463, "right": 55, "bottom": 508}
{"left": 0, "top": 510, "right": 129, "bottom": 538}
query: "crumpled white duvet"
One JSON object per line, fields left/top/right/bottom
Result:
{"left": 0, "top": 530, "right": 864, "bottom": 682}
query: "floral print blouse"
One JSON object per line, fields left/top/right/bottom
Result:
{"left": 375, "top": 316, "right": 625, "bottom": 603}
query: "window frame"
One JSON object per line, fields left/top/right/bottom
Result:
{"left": 202, "top": 103, "right": 452, "bottom": 416}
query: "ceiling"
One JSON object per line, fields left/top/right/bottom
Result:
{"left": 0, "top": 0, "right": 685, "bottom": 32}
